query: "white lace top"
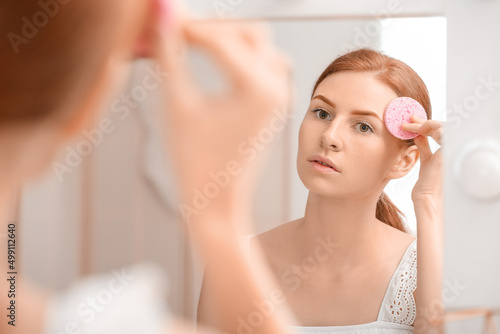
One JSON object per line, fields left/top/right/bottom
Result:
{"left": 289, "top": 239, "right": 418, "bottom": 334}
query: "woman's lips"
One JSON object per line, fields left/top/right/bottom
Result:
{"left": 308, "top": 155, "right": 340, "bottom": 172}
{"left": 309, "top": 160, "right": 339, "bottom": 173}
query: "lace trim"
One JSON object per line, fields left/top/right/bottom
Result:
{"left": 379, "top": 239, "right": 417, "bottom": 326}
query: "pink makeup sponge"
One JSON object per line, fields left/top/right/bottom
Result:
{"left": 384, "top": 97, "right": 427, "bottom": 140}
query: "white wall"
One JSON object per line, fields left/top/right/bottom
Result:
{"left": 443, "top": 0, "right": 500, "bottom": 331}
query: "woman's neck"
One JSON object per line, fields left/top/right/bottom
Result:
{"left": 299, "top": 191, "right": 386, "bottom": 268}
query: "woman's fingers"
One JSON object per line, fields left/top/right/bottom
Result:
{"left": 414, "top": 134, "right": 433, "bottom": 162}
{"left": 402, "top": 114, "right": 443, "bottom": 162}
{"left": 402, "top": 114, "right": 443, "bottom": 145}
{"left": 183, "top": 22, "right": 247, "bottom": 89}
{"left": 237, "top": 22, "right": 274, "bottom": 50}
{"left": 151, "top": 5, "right": 209, "bottom": 126}
{"left": 152, "top": 17, "right": 289, "bottom": 124}
{"left": 183, "top": 21, "right": 283, "bottom": 92}
{"left": 178, "top": 20, "right": 292, "bottom": 131}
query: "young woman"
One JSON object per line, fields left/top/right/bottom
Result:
{"left": 0, "top": 0, "right": 297, "bottom": 333}
{"left": 198, "top": 49, "right": 445, "bottom": 333}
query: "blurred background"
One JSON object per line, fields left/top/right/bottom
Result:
{"left": 14, "top": 0, "right": 500, "bottom": 332}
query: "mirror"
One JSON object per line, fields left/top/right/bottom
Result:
{"left": 132, "top": 15, "right": 447, "bottom": 320}
{"left": 17, "top": 8, "right": 447, "bottom": 332}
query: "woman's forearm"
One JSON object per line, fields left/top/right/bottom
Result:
{"left": 413, "top": 197, "right": 444, "bottom": 334}
{"left": 188, "top": 207, "right": 296, "bottom": 334}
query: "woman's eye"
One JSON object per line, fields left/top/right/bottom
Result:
{"left": 356, "top": 122, "right": 374, "bottom": 133}
{"left": 311, "top": 108, "right": 374, "bottom": 134}
{"left": 312, "top": 108, "right": 331, "bottom": 120}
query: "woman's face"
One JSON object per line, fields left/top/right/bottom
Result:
{"left": 297, "top": 71, "right": 409, "bottom": 198}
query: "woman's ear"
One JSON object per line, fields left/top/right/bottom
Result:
{"left": 387, "top": 145, "right": 420, "bottom": 180}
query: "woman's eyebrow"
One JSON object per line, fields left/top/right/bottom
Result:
{"left": 350, "top": 110, "right": 383, "bottom": 124}
{"left": 312, "top": 94, "right": 383, "bottom": 124}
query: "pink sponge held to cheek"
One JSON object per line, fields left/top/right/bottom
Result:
{"left": 384, "top": 97, "right": 427, "bottom": 140}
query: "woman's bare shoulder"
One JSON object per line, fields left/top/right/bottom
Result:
{"left": 250, "top": 218, "right": 303, "bottom": 258}
{"left": 377, "top": 219, "right": 415, "bottom": 244}
{"left": 255, "top": 217, "right": 302, "bottom": 241}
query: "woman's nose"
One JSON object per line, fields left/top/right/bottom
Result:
{"left": 320, "top": 120, "right": 343, "bottom": 151}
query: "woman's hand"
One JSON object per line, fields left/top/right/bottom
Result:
{"left": 146, "top": 10, "right": 298, "bottom": 334}
{"left": 151, "top": 5, "right": 292, "bottom": 225}
{"left": 402, "top": 114, "right": 444, "bottom": 204}
{"left": 403, "top": 115, "right": 446, "bottom": 334}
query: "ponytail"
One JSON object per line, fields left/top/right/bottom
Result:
{"left": 376, "top": 192, "right": 407, "bottom": 233}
